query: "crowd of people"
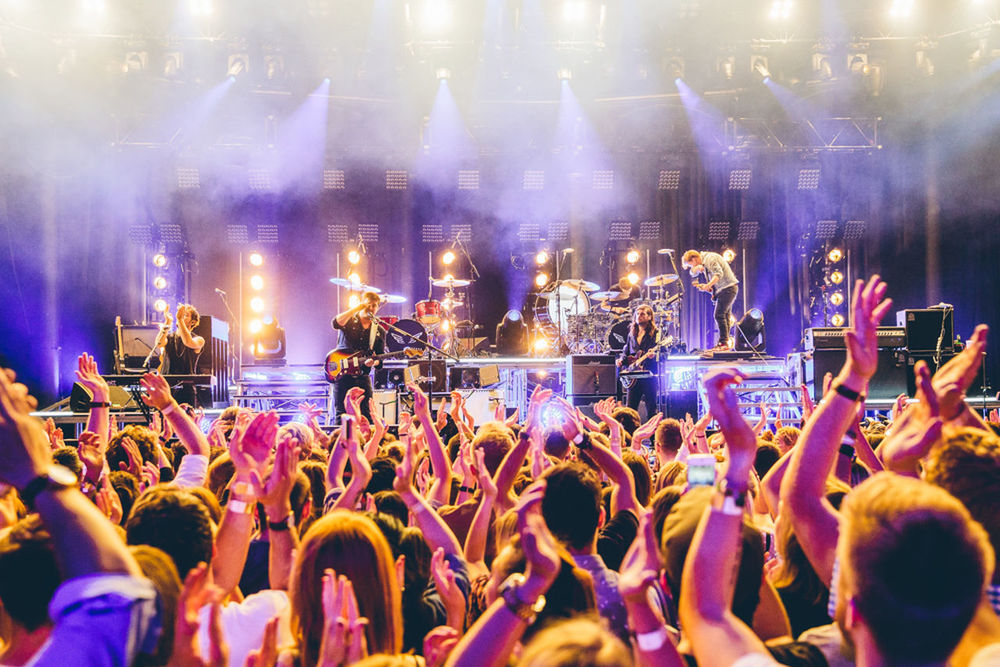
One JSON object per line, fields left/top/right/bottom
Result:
{"left": 1, "top": 274, "right": 999, "bottom": 666}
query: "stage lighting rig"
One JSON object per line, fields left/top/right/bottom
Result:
{"left": 535, "top": 250, "right": 550, "bottom": 265}
{"left": 557, "top": 68, "right": 573, "bottom": 81}
{"left": 722, "top": 248, "right": 736, "bottom": 263}
{"left": 441, "top": 250, "right": 456, "bottom": 265}
{"left": 435, "top": 68, "right": 451, "bottom": 81}
{"left": 535, "top": 272, "right": 550, "bottom": 288}
{"left": 250, "top": 275, "right": 264, "bottom": 290}
{"left": 227, "top": 53, "right": 249, "bottom": 79}
{"left": 625, "top": 249, "right": 640, "bottom": 265}
{"left": 248, "top": 252, "right": 264, "bottom": 267}
{"left": 827, "top": 247, "right": 843, "bottom": 263}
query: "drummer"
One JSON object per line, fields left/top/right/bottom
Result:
{"left": 598, "top": 277, "right": 642, "bottom": 315}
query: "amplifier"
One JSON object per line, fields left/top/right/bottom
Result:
{"left": 805, "top": 327, "right": 906, "bottom": 350}
{"left": 897, "top": 308, "right": 953, "bottom": 353}
{"left": 565, "top": 355, "right": 617, "bottom": 396}
{"left": 805, "top": 348, "right": 908, "bottom": 401}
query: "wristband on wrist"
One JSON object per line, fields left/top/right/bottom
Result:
{"left": 458, "top": 485, "right": 476, "bottom": 493}
{"left": 832, "top": 383, "right": 863, "bottom": 402}
{"left": 633, "top": 627, "right": 670, "bottom": 652}
{"left": 161, "top": 402, "right": 179, "bottom": 416}
{"left": 227, "top": 499, "right": 253, "bottom": 515}
{"left": 88, "top": 401, "right": 111, "bottom": 408}
{"left": 267, "top": 514, "right": 294, "bottom": 531}
{"left": 839, "top": 443, "right": 856, "bottom": 458}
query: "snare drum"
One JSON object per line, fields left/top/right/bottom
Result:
{"left": 384, "top": 319, "right": 428, "bottom": 352}
{"left": 415, "top": 299, "right": 442, "bottom": 325}
{"left": 607, "top": 319, "right": 631, "bottom": 352}
{"left": 380, "top": 315, "right": 399, "bottom": 326}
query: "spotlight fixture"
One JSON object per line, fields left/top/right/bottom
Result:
{"left": 562, "top": 0, "right": 587, "bottom": 22}
{"left": 248, "top": 252, "right": 264, "bottom": 267}
{"left": 435, "top": 68, "right": 451, "bottom": 81}
{"left": 252, "top": 317, "right": 286, "bottom": 361}
{"left": 152, "top": 253, "right": 168, "bottom": 268}
{"left": 557, "top": 68, "right": 572, "bottom": 81}
{"left": 626, "top": 272, "right": 640, "bottom": 285}
{"left": 533, "top": 337, "right": 551, "bottom": 353}
{"left": 752, "top": 56, "right": 771, "bottom": 81}
{"left": 827, "top": 248, "right": 843, "bottom": 263}
{"left": 250, "top": 275, "right": 264, "bottom": 290}
{"left": 831, "top": 313, "right": 845, "bottom": 327}
{"left": 722, "top": 248, "right": 737, "bottom": 263}
{"left": 495, "top": 309, "right": 527, "bottom": 355}
{"left": 535, "top": 272, "right": 550, "bottom": 288}
{"left": 249, "top": 319, "right": 263, "bottom": 335}
{"left": 441, "top": 250, "right": 456, "bottom": 265}
{"left": 347, "top": 272, "right": 361, "bottom": 285}
{"left": 347, "top": 249, "right": 361, "bottom": 265}
{"left": 830, "top": 291, "right": 844, "bottom": 306}
{"left": 735, "top": 308, "right": 766, "bottom": 352}
{"left": 626, "top": 249, "right": 641, "bottom": 265}
{"left": 227, "top": 54, "right": 249, "bottom": 78}
{"left": 153, "top": 298, "right": 169, "bottom": 313}
{"left": 348, "top": 294, "right": 360, "bottom": 308}
{"left": 829, "top": 270, "right": 844, "bottom": 285}
{"left": 153, "top": 276, "right": 168, "bottom": 290}
{"left": 535, "top": 250, "right": 550, "bottom": 265}
{"left": 250, "top": 297, "right": 265, "bottom": 313}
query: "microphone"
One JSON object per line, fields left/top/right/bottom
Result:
{"left": 214, "top": 288, "right": 227, "bottom": 296}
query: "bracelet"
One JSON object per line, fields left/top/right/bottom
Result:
{"left": 634, "top": 627, "right": 670, "bottom": 652}
{"left": 267, "top": 514, "right": 294, "bottom": 531}
{"left": 458, "top": 485, "right": 476, "bottom": 493}
{"left": 832, "top": 383, "right": 863, "bottom": 402}
{"left": 88, "top": 401, "right": 111, "bottom": 408}
{"left": 227, "top": 499, "right": 254, "bottom": 515}
{"left": 161, "top": 402, "right": 179, "bottom": 416}
{"left": 572, "top": 432, "right": 585, "bottom": 445}
{"left": 839, "top": 443, "right": 856, "bottom": 458}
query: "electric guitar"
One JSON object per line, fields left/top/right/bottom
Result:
{"left": 324, "top": 347, "right": 422, "bottom": 382}
{"left": 619, "top": 338, "right": 672, "bottom": 389}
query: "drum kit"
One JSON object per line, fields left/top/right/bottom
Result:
{"left": 533, "top": 272, "right": 686, "bottom": 354}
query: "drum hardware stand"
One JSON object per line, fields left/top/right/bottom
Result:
{"left": 374, "top": 316, "right": 458, "bottom": 397}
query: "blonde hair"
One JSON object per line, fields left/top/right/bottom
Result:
{"left": 517, "top": 616, "right": 632, "bottom": 667}
{"left": 681, "top": 249, "right": 701, "bottom": 266}
{"left": 291, "top": 511, "right": 402, "bottom": 664}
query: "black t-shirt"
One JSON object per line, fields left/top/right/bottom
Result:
{"left": 332, "top": 314, "right": 385, "bottom": 356}
{"left": 598, "top": 509, "right": 639, "bottom": 572}
{"left": 163, "top": 333, "right": 201, "bottom": 374}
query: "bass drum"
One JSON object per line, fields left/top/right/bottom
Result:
{"left": 606, "top": 319, "right": 631, "bottom": 352}
{"left": 533, "top": 283, "right": 590, "bottom": 338}
{"left": 384, "top": 318, "right": 428, "bottom": 353}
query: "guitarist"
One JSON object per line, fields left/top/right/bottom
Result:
{"left": 681, "top": 249, "right": 739, "bottom": 352}
{"left": 616, "top": 304, "right": 660, "bottom": 418}
{"left": 331, "top": 291, "right": 384, "bottom": 420}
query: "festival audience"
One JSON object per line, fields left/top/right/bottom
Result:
{"left": 0, "top": 273, "right": 999, "bottom": 666}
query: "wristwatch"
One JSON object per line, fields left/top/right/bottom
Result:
{"left": 20, "top": 465, "right": 78, "bottom": 508}
{"left": 498, "top": 573, "right": 546, "bottom": 624}
{"left": 713, "top": 477, "right": 748, "bottom": 516}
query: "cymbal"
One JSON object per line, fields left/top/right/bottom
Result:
{"left": 432, "top": 277, "right": 472, "bottom": 288}
{"left": 560, "top": 278, "right": 600, "bottom": 292}
{"left": 644, "top": 273, "right": 679, "bottom": 287}
{"left": 591, "top": 290, "right": 623, "bottom": 300}
{"left": 329, "top": 278, "right": 383, "bottom": 293}
{"left": 382, "top": 294, "right": 407, "bottom": 304}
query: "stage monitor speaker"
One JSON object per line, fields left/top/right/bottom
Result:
{"left": 374, "top": 367, "right": 407, "bottom": 390}
{"left": 69, "top": 383, "right": 139, "bottom": 412}
{"left": 405, "top": 360, "right": 447, "bottom": 393}
{"left": 565, "top": 355, "right": 617, "bottom": 396}
{"left": 897, "top": 308, "right": 953, "bottom": 353}
{"left": 805, "top": 349, "right": 907, "bottom": 401}
{"left": 449, "top": 365, "right": 501, "bottom": 389}
{"left": 664, "top": 391, "right": 699, "bottom": 421}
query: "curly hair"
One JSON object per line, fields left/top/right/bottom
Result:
{"left": 107, "top": 424, "right": 158, "bottom": 471}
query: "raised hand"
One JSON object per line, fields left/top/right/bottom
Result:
{"left": 77, "top": 431, "right": 105, "bottom": 484}
{"left": 423, "top": 626, "right": 460, "bottom": 667}
{"left": 140, "top": 460, "right": 161, "bottom": 491}
{"left": 96, "top": 476, "right": 124, "bottom": 525}
{"left": 430, "top": 547, "right": 466, "bottom": 631}
{"left": 473, "top": 448, "right": 497, "bottom": 498}
{"left": 407, "top": 383, "right": 432, "bottom": 422}
{"left": 0, "top": 368, "right": 50, "bottom": 491}
{"left": 436, "top": 397, "right": 449, "bottom": 431}
{"left": 171, "top": 563, "right": 229, "bottom": 667}
{"left": 318, "top": 569, "right": 369, "bottom": 667}
{"left": 702, "top": 367, "right": 755, "bottom": 464}
{"left": 516, "top": 481, "right": 561, "bottom": 596}
{"left": 931, "top": 324, "right": 989, "bottom": 421}
{"left": 524, "top": 385, "right": 553, "bottom": 431}
{"left": 119, "top": 436, "right": 143, "bottom": 476}
{"left": 229, "top": 411, "right": 278, "bottom": 481}
{"left": 881, "top": 361, "right": 944, "bottom": 474}
{"left": 75, "top": 353, "right": 109, "bottom": 400}
{"left": 298, "top": 401, "right": 325, "bottom": 423}
{"left": 139, "top": 372, "right": 174, "bottom": 411}
{"left": 631, "top": 412, "right": 663, "bottom": 450}
{"left": 843, "top": 275, "right": 893, "bottom": 380}
{"left": 244, "top": 616, "right": 280, "bottom": 667}
{"left": 618, "top": 512, "right": 660, "bottom": 601}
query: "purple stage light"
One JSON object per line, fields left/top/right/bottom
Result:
{"left": 275, "top": 78, "right": 330, "bottom": 195}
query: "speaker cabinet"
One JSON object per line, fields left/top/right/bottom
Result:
{"left": 405, "top": 360, "right": 447, "bottom": 393}
{"left": 897, "top": 308, "right": 953, "bottom": 353}
{"left": 805, "top": 349, "right": 907, "bottom": 401}
{"left": 664, "top": 391, "right": 699, "bottom": 420}
{"left": 70, "top": 383, "right": 139, "bottom": 412}
{"left": 906, "top": 353, "right": 984, "bottom": 397}
{"left": 565, "top": 355, "right": 617, "bottom": 396}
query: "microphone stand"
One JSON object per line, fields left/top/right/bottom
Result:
{"left": 665, "top": 249, "right": 685, "bottom": 347}
{"left": 454, "top": 235, "right": 479, "bottom": 354}
{"left": 374, "top": 315, "right": 459, "bottom": 399}
{"left": 216, "top": 290, "right": 243, "bottom": 376}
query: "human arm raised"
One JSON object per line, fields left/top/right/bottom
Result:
{"left": 76, "top": 353, "right": 111, "bottom": 451}
{"left": 140, "top": 372, "right": 210, "bottom": 458}
{"left": 408, "top": 382, "right": 453, "bottom": 507}
{"left": 393, "top": 434, "right": 463, "bottom": 557}
{"left": 560, "top": 404, "right": 642, "bottom": 516}
{"left": 780, "top": 276, "right": 892, "bottom": 585}
{"left": 463, "top": 448, "right": 498, "bottom": 578}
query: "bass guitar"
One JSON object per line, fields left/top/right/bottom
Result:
{"left": 619, "top": 337, "right": 672, "bottom": 390}
{"left": 325, "top": 347, "right": 422, "bottom": 382}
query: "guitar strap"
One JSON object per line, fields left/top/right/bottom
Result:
{"left": 368, "top": 318, "right": 377, "bottom": 350}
